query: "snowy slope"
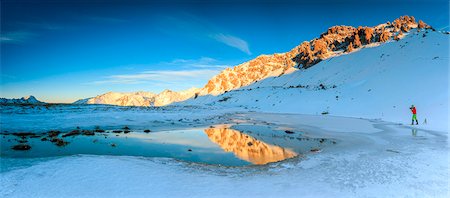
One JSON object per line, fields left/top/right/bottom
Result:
{"left": 153, "top": 88, "right": 201, "bottom": 106}
{"left": 199, "top": 16, "right": 425, "bottom": 96}
{"left": 181, "top": 30, "right": 449, "bottom": 131}
{"left": 0, "top": 95, "right": 44, "bottom": 104}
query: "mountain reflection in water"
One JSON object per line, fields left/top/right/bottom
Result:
{"left": 204, "top": 128, "right": 298, "bottom": 165}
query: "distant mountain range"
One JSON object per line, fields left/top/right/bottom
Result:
{"left": 74, "top": 15, "right": 432, "bottom": 107}
{"left": 0, "top": 96, "right": 44, "bottom": 104}
{"left": 74, "top": 88, "right": 200, "bottom": 106}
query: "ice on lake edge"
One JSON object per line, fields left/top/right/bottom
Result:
{"left": 1, "top": 112, "right": 448, "bottom": 198}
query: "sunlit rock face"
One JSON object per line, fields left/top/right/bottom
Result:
{"left": 200, "top": 15, "right": 429, "bottom": 96}
{"left": 200, "top": 54, "right": 296, "bottom": 96}
{"left": 204, "top": 128, "right": 298, "bottom": 165}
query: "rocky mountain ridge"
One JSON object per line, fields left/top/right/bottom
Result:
{"left": 200, "top": 16, "right": 430, "bottom": 96}
{"left": 76, "top": 16, "right": 432, "bottom": 106}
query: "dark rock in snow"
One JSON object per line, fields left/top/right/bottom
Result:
{"left": 143, "top": 129, "right": 151, "bottom": 133}
{"left": 12, "top": 144, "right": 31, "bottom": 150}
{"left": 319, "top": 84, "right": 326, "bottom": 90}
{"left": 112, "top": 130, "right": 123, "bottom": 133}
{"left": 284, "top": 130, "right": 295, "bottom": 134}
{"left": 12, "top": 132, "right": 36, "bottom": 137}
{"left": 188, "top": 149, "right": 192, "bottom": 152}
{"left": 55, "top": 139, "right": 69, "bottom": 147}
{"left": 82, "top": 130, "right": 95, "bottom": 136}
{"left": 47, "top": 130, "right": 61, "bottom": 137}
{"left": 62, "top": 130, "right": 80, "bottom": 137}
{"left": 51, "top": 138, "right": 69, "bottom": 146}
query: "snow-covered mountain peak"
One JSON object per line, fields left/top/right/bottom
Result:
{"left": 22, "top": 95, "right": 39, "bottom": 102}
{"left": 0, "top": 95, "right": 44, "bottom": 104}
{"left": 75, "top": 87, "right": 200, "bottom": 107}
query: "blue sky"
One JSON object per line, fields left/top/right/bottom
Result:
{"left": 1, "top": 0, "right": 448, "bottom": 103}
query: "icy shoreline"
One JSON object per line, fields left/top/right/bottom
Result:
{"left": 1, "top": 112, "right": 448, "bottom": 198}
{"left": 0, "top": 104, "right": 242, "bottom": 133}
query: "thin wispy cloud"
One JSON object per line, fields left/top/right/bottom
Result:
{"left": 2, "top": 22, "right": 68, "bottom": 44}
{"left": 166, "top": 57, "right": 229, "bottom": 69}
{"left": 0, "top": 31, "right": 36, "bottom": 44}
{"left": 211, "top": 33, "right": 251, "bottom": 55}
{"left": 87, "top": 57, "right": 227, "bottom": 86}
{"left": 2, "top": 15, "right": 126, "bottom": 44}
{"left": 156, "top": 13, "right": 251, "bottom": 55}
{"left": 89, "top": 69, "right": 220, "bottom": 85}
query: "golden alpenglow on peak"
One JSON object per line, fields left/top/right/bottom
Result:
{"left": 200, "top": 15, "right": 430, "bottom": 96}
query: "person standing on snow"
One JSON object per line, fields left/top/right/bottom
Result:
{"left": 410, "top": 105, "right": 418, "bottom": 125}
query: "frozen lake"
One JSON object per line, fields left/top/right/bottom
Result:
{"left": 0, "top": 105, "right": 448, "bottom": 197}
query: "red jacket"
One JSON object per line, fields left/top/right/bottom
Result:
{"left": 411, "top": 107, "right": 417, "bottom": 114}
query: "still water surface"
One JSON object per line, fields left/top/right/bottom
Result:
{"left": 1, "top": 125, "right": 334, "bottom": 166}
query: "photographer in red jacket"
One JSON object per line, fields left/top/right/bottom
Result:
{"left": 410, "top": 105, "right": 418, "bottom": 125}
